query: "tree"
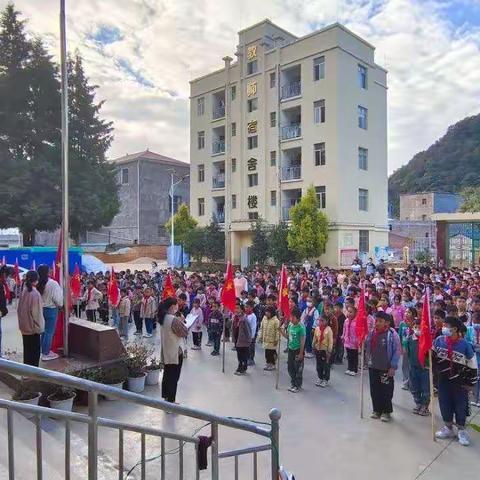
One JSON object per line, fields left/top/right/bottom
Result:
{"left": 165, "top": 203, "right": 198, "bottom": 248}
{"left": 288, "top": 185, "right": 328, "bottom": 260}
{"left": 269, "top": 222, "right": 297, "bottom": 265}
{"left": 204, "top": 220, "right": 225, "bottom": 262}
{"left": 250, "top": 218, "right": 269, "bottom": 265}
{"left": 184, "top": 227, "right": 206, "bottom": 264}
{"left": 459, "top": 186, "right": 480, "bottom": 213}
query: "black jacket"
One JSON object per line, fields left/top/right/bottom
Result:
{"left": 0, "top": 283, "right": 8, "bottom": 317}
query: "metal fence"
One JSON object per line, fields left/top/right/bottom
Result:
{"left": 0, "top": 358, "right": 280, "bottom": 480}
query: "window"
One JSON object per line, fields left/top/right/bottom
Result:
{"left": 197, "top": 131, "right": 205, "bottom": 149}
{"left": 232, "top": 194, "right": 237, "bottom": 209}
{"left": 157, "top": 225, "right": 167, "bottom": 238}
{"left": 231, "top": 85, "right": 236, "bottom": 101}
{"left": 121, "top": 168, "right": 129, "bottom": 185}
{"left": 358, "top": 147, "right": 368, "bottom": 170}
{"left": 247, "top": 60, "right": 258, "bottom": 75}
{"left": 314, "top": 143, "right": 326, "bottom": 166}
{"left": 270, "top": 190, "right": 277, "bottom": 207}
{"left": 359, "top": 230, "right": 369, "bottom": 253}
{"left": 197, "top": 97, "right": 205, "bottom": 116}
{"left": 270, "top": 151, "right": 277, "bottom": 167}
{"left": 358, "top": 106, "right": 368, "bottom": 129}
{"left": 270, "top": 72, "right": 276, "bottom": 88}
{"left": 231, "top": 122, "right": 236, "bottom": 137}
{"left": 313, "top": 56, "right": 325, "bottom": 81}
{"left": 422, "top": 198, "right": 427, "bottom": 205}
{"left": 359, "top": 188, "right": 369, "bottom": 211}
{"left": 270, "top": 112, "right": 276, "bottom": 128}
{"left": 247, "top": 98, "right": 258, "bottom": 112}
{"left": 231, "top": 158, "right": 236, "bottom": 173}
{"left": 358, "top": 64, "right": 367, "bottom": 89}
{"left": 315, "top": 186, "right": 326, "bottom": 209}
{"left": 314, "top": 100, "right": 325, "bottom": 124}
{"left": 198, "top": 198, "right": 205, "bottom": 216}
{"left": 247, "top": 135, "right": 258, "bottom": 150}
{"left": 169, "top": 195, "right": 182, "bottom": 214}
{"left": 248, "top": 212, "right": 259, "bottom": 220}
{"left": 422, "top": 214, "right": 427, "bottom": 221}
{"left": 198, "top": 164, "right": 205, "bottom": 182}
{"left": 248, "top": 173, "right": 258, "bottom": 187}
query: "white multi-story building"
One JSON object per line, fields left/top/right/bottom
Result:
{"left": 190, "top": 19, "right": 388, "bottom": 266}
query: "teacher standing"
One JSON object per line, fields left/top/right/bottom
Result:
{"left": 158, "top": 297, "right": 187, "bottom": 404}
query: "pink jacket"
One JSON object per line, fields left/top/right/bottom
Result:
{"left": 342, "top": 317, "right": 358, "bottom": 349}
{"left": 190, "top": 306, "right": 204, "bottom": 332}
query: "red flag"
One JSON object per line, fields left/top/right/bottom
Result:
{"left": 51, "top": 231, "right": 65, "bottom": 354}
{"left": 418, "top": 288, "right": 433, "bottom": 366}
{"left": 220, "top": 262, "right": 236, "bottom": 313}
{"left": 279, "top": 264, "right": 291, "bottom": 320}
{"left": 13, "top": 259, "right": 21, "bottom": 286}
{"left": 70, "top": 263, "right": 81, "bottom": 298}
{"left": 162, "top": 273, "right": 176, "bottom": 300}
{"left": 355, "top": 287, "right": 368, "bottom": 345}
{"left": 108, "top": 267, "right": 120, "bottom": 306}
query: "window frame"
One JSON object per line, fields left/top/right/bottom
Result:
{"left": 248, "top": 173, "right": 258, "bottom": 187}
{"left": 358, "top": 147, "right": 368, "bottom": 170}
{"left": 198, "top": 198, "right": 205, "bottom": 216}
{"left": 314, "top": 100, "right": 326, "bottom": 124}
{"left": 197, "top": 96, "right": 205, "bottom": 116}
{"left": 313, "top": 56, "right": 325, "bottom": 81}
{"left": 358, "top": 106, "right": 368, "bottom": 130}
{"left": 359, "top": 230, "right": 369, "bottom": 254}
{"left": 358, "top": 64, "right": 368, "bottom": 89}
{"left": 232, "top": 194, "right": 237, "bottom": 209}
{"left": 270, "top": 72, "right": 276, "bottom": 88}
{"left": 270, "top": 111, "right": 276, "bottom": 128}
{"left": 248, "top": 212, "right": 259, "bottom": 220}
{"left": 359, "top": 188, "right": 369, "bottom": 211}
{"left": 231, "top": 158, "right": 236, "bottom": 173}
{"left": 231, "top": 122, "right": 236, "bottom": 137}
{"left": 270, "top": 151, "right": 277, "bottom": 167}
{"left": 247, "top": 135, "right": 258, "bottom": 150}
{"left": 315, "top": 185, "right": 326, "bottom": 209}
{"left": 314, "top": 143, "right": 326, "bottom": 166}
{"left": 121, "top": 168, "right": 129, "bottom": 185}
{"left": 247, "top": 97, "right": 258, "bottom": 113}
{"left": 231, "top": 85, "right": 236, "bottom": 101}
{"left": 197, "top": 130, "right": 205, "bottom": 150}
{"left": 198, "top": 164, "right": 205, "bottom": 183}
{"left": 270, "top": 190, "right": 277, "bottom": 207}
{"left": 247, "top": 59, "right": 258, "bottom": 75}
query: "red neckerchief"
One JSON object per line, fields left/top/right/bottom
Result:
{"left": 371, "top": 326, "right": 388, "bottom": 350}
{"left": 319, "top": 325, "right": 326, "bottom": 346}
{"left": 142, "top": 296, "right": 149, "bottom": 308}
{"left": 2, "top": 281, "right": 10, "bottom": 302}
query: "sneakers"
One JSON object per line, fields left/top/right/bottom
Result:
{"left": 315, "top": 379, "right": 322, "bottom": 387}
{"left": 346, "top": 370, "right": 357, "bottom": 376}
{"left": 41, "top": 351, "right": 59, "bottom": 361}
{"left": 320, "top": 380, "right": 328, "bottom": 388}
{"left": 401, "top": 382, "right": 409, "bottom": 391}
{"left": 412, "top": 405, "right": 422, "bottom": 415}
{"left": 345, "top": 370, "right": 352, "bottom": 375}
{"left": 418, "top": 406, "right": 431, "bottom": 417}
{"left": 435, "top": 425, "right": 456, "bottom": 440}
{"left": 470, "top": 400, "right": 480, "bottom": 408}
{"left": 247, "top": 359, "right": 255, "bottom": 366}
{"left": 210, "top": 351, "right": 220, "bottom": 356}
{"left": 370, "top": 412, "right": 381, "bottom": 419}
{"left": 305, "top": 352, "right": 314, "bottom": 359}
{"left": 458, "top": 429, "right": 471, "bottom": 446}
{"left": 288, "top": 386, "right": 299, "bottom": 393}
{"left": 143, "top": 333, "right": 153, "bottom": 338}
{"left": 134, "top": 331, "right": 142, "bottom": 336}
{"left": 191, "top": 345, "right": 200, "bottom": 350}
{"left": 205, "top": 342, "right": 213, "bottom": 347}
{"left": 380, "top": 413, "right": 391, "bottom": 423}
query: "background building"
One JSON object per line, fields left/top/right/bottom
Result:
{"left": 190, "top": 19, "right": 388, "bottom": 266}
{"left": 399, "top": 192, "right": 461, "bottom": 221}
{"left": 84, "top": 150, "right": 190, "bottom": 245}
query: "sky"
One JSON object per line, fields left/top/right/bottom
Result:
{"left": 1, "top": 0, "right": 480, "bottom": 174}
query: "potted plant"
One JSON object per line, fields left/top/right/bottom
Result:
{"left": 12, "top": 382, "right": 41, "bottom": 418}
{"left": 125, "top": 343, "right": 151, "bottom": 393}
{"left": 145, "top": 356, "right": 163, "bottom": 386}
{"left": 74, "top": 367, "right": 105, "bottom": 405}
{"left": 102, "top": 365, "right": 128, "bottom": 401}
{"left": 47, "top": 386, "right": 76, "bottom": 412}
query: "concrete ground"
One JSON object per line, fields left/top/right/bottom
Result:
{"left": 1, "top": 306, "right": 479, "bottom": 479}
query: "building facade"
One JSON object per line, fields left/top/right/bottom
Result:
{"left": 190, "top": 19, "right": 388, "bottom": 266}
{"left": 399, "top": 192, "right": 462, "bottom": 221}
{"left": 85, "top": 150, "right": 190, "bottom": 245}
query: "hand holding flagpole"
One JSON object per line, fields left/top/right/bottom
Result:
{"left": 356, "top": 285, "right": 368, "bottom": 419}
{"left": 276, "top": 265, "right": 291, "bottom": 390}
{"left": 220, "top": 262, "right": 236, "bottom": 374}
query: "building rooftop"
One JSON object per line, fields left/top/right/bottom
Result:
{"left": 110, "top": 150, "right": 189, "bottom": 168}
{"left": 432, "top": 212, "right": 480, "bottom": 222}
{"left": 400, "top": 192, "right": 460, "bottom": 197}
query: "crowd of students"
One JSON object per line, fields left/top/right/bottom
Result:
{"left": 1, "top": 257, "right": 479, "bottom": 446}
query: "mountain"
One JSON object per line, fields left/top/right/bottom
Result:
{"left": 388, "top": 113, "right": 480, "bottom": 216}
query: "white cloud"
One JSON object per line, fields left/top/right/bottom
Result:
{"left": 1, "top": 0, "right": 480, "bottom": 172}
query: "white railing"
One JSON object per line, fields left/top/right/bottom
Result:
{"left": 281, "top": 166, "right": 301, "bottom": 181}
{"left": 281, "top": 81, "right": 301, "bottom": 99}
{"left": 212, "top": 174, "right": 225, "bottom": 189}
{"left": 281, "top": 124, "right": 301, "bottom": 140}
{"left": 212, "top": 105, "right": 225, "bottom": 119}
{"left": 0, "top": 358, "right": 280, "bottom": 480}
{"left": 212, "top": 141, "right": 225, "bottom": 155}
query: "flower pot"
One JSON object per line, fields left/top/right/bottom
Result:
{"left": 145, "top": 368, "right": 161, "bottom": 386}
{"left": 48, "top": 392, "right": 76, "bottom": 412}
{"left": 15, "top": 393, "right": 41, "bottom": 419}
{"left": 75, "top": 390, "right": 89, "bottom": 406}
{"left": 103, "top": 381, "right": 124, "bottom": 401}
{"left": 127, "top": 373, "right": 147, "bottom": 393}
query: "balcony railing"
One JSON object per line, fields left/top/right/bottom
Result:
{"left": 214, "top": 210, "right": 225, "bottom": 223}
{"left": 281, "top": 81, "right": 301, "bottom": 99}
{"left": 212, "top": 174, "right": 225, "bottom": 189}
{"left": 212, "top": 140, "right": 225, "bottom": 154}
{"left": 282, "top": 206, "right": 292, "bottom": 221}
{"left": 212, "top": 104, "right": 225, "bottom": 119}
{"left": 281, "top": 124, "right": 301, "bottom": 140}
{"left": 281, "top": 165, "right": 301, "bottom": 181}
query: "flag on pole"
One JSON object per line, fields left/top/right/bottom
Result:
{"left": 162, "top": 273, "right": 176, "bottom": 300}
{"left": 51, "top": 231, "right": 65, "bottom": 354}
{"left": 108, "top": 267, "right": 120, "bottom": 306}
{"left": 279, "top": 264, "right": 290, "bottom": 319}
{"left": 70, "top": 263, "right": 81, "bottom": 299}
{"left": 418, "top": 288, "right": 433, "bottom": 366}
{"left": 355, "top": 287, "right": 368, "bottom": 345}
{"left": 13, "top": 259, "right": 21, "bottom": 286}
{"left": 220, "top": 262, "right": 236, "bottom": 313}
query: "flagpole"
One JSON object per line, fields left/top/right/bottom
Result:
{"left": 221, "top": 312, "right": 226, "bottom": 374}
{"left": 60, "top": 0, "right": 70, "bottom": 356}
{"left": 359, "top": 341, "right": 365, "bottom": 419}
{"left": 275, "top": 314, "right": 282, "bottom": 390}
{"left": 428, "top": 349, "right": 436, "bottom": 441}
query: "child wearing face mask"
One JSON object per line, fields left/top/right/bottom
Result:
{"left": 406, "top": 319, "right": 431, "bottom": 416}
{"left": 466, "top": 311, "right": 480, "bottom": 407}
{"left": 300, "top": 297, "right": 319, "bottom": 359}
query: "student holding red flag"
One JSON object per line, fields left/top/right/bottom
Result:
{"left": 162, "top": 273, "right": 176, "bottom": 300}
{"left": 108, "top": 267, "right": 120, "bottom": 328}
{"left": 220, "top": 262, "right": 237, "bottom": 314}
{"left": 70, "top": 264, "right": 82, "bottom": 317}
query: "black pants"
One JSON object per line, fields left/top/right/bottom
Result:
{"left": 369, "top": 368, "right": 394, "bottom": 414}
{"left": 133, "top": 310, "right": 142, "bottom": 332}
{"left": 211, "top": 331, "right": 221, "bottom": 353}
{"left": 98, "top": 308, "right": 108, "bottom": 324}
{"left": 335, "top": 337, "right": 344, "bottom": 364}
{"left": 248, "top": 336, "right": 257, "bottom": 361}
{"left": 346, "top": 348, "right": 359, "bottom": 373}
{"left": 265, "top": 348, "right": 277, "bottom": 365}
{"left": 287, "top": 349, "right": 304, "bottom": 388}
{"left": 23, "top": 334, "right": 41, "bottom": 367}
{"left": 192, "top": 331, "right": 202, "bottom": 347}
{"left": 162, "top": 354, "right": 183, "bottom": 403}
{"left": 316, "top": 350, "right": 331, "bottom": 381}
{"left": 86, "top": 309, "right": 96, "bottom": 323}
{"left": 236, "top": 346, "right": 249, "bottom": 372}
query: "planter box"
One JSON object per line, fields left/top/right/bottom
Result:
{"left": 48, "top": 393, "right": 76, "bottom": 412}
{"left": 127, "top": 373, "right": 146, "bottom": 393}
{"left": 145, "top": 368, "right": 161, "bottom": 386}
{"left": 103, "top": 382, "right": 125, "bottom": 401}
